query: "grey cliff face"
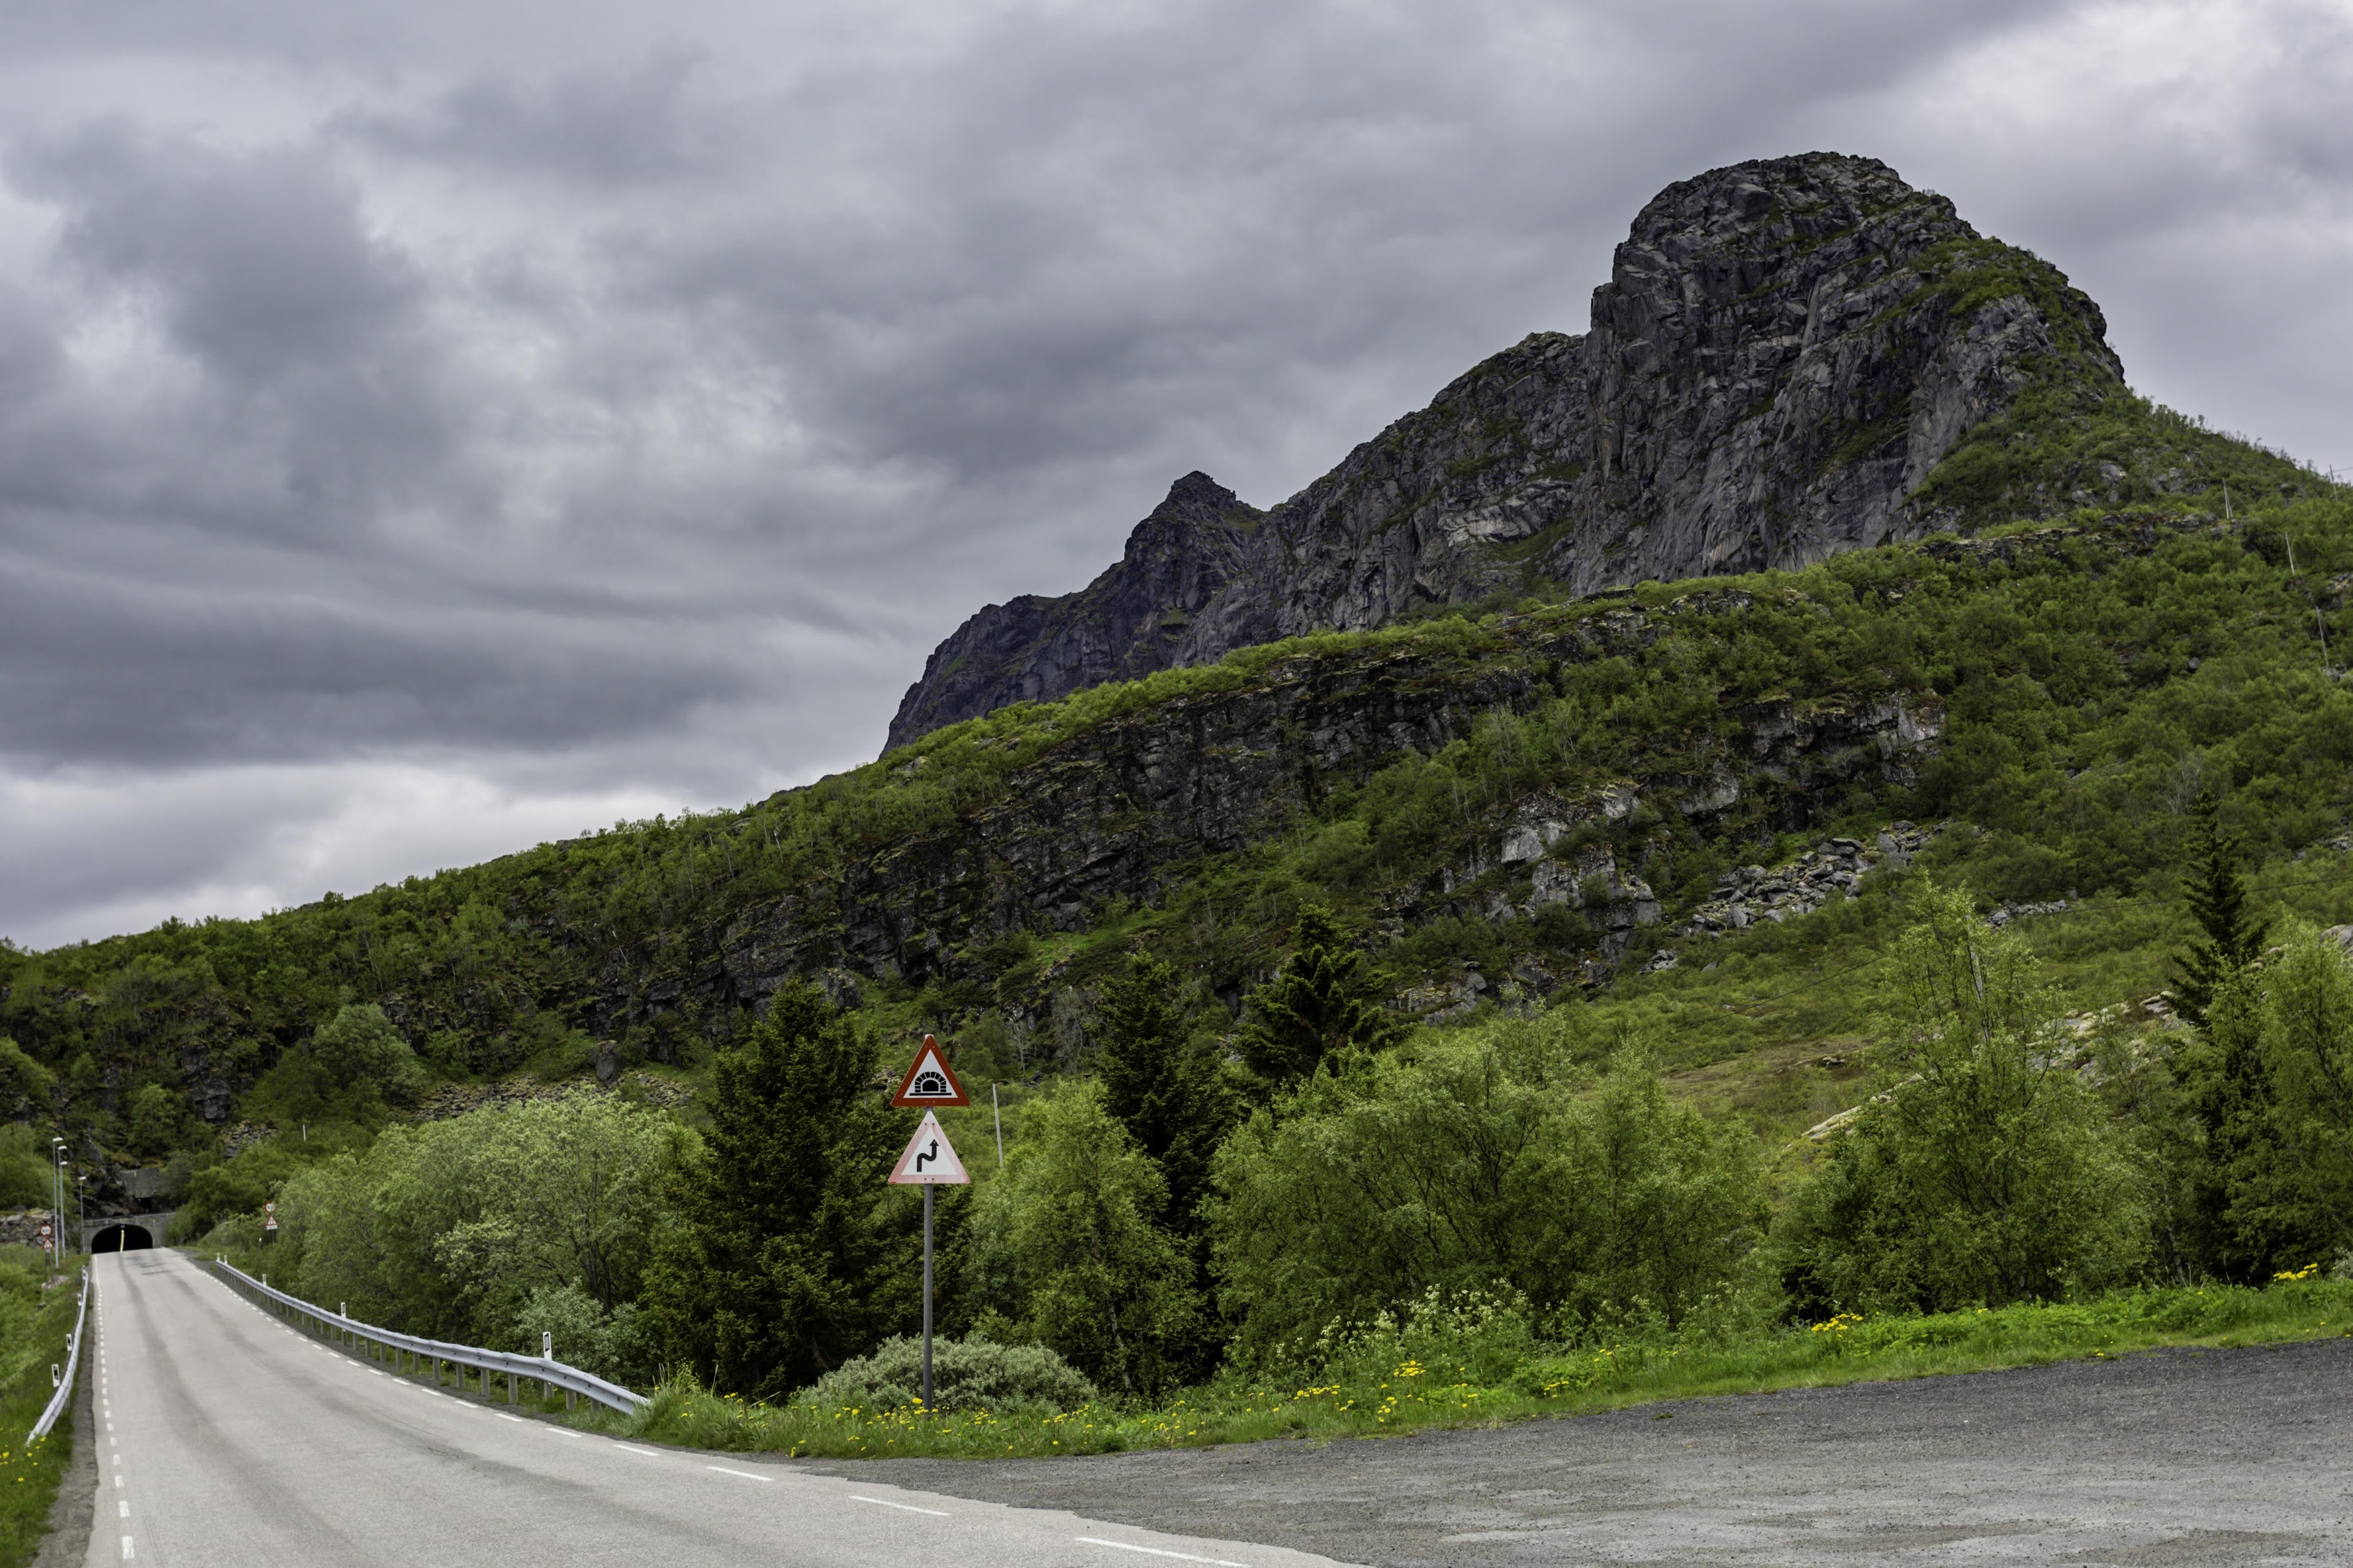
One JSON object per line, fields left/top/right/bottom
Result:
{"left": 883, "top": 473, "right": 1264, "bottom": 751}
{"left": 669, "top": 596, "right": 1946, "bottom": 1028}
{"left": 885, "top": 152, "right": 2123, "bottom": 753}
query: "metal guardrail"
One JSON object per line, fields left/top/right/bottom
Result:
{"left": 28, "top": 1267, "right": 90, "bottom": 1442}
{"left": 210, "top": 1259, "right": 647, "bottom": 1416}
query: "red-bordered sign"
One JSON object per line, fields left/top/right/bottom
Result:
{"left": 890, "top": 1034, "right": 970, "bottom": 1108}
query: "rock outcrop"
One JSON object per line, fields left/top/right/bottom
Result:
{"left": 664, "top": 597, "right": 1946, "bottom": 1028}
{"left": 885, "top": 152, "right": 2124, "bottom": 753}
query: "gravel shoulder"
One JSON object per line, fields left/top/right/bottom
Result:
{"left": 832, "top": 1337, "right": 2353, "bottom": 1567}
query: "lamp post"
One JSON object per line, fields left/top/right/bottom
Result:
{"left": 76, "top": 1175, "right": 87, "bottom": 1258}
{"left": 49, "top": 1139, "right": 65, "bottom": 1274}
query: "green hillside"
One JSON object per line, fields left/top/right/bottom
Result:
{"left": 4, "top": 395, "right": 2353, "bottom": 1437}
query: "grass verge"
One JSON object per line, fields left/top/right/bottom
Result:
{"left": 603, "top": 1275, "right": 2353, "bottom": 1461}
{"left": 0, "top": 1247, "right": 86, "bottom": 1568}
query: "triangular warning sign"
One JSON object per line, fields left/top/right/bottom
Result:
{"left": 889, "top": 1111, "right": 971, "bottom": 1186}
{"left": 890, "top": 1034, "right": 970, "bottom": 1107}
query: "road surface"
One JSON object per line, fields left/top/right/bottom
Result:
{"left": 856, "top": 1335, "right": 2353, "bottom": 1566}
{"left": 83, "top": 1248, "right": 1344, "bottom": 1568}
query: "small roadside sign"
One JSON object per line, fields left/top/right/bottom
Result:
{"left": 36, "top": 1223, "right": 50, "bottom": 1239}
{"left": 264, "top": 1201, "right": 276, "bottom": 1213}
{"left": 890, "top": 1035, "right": 970, "bottom": 1108}
{"left": 888, "top": 1112, "right": 971, "bottom": 1186}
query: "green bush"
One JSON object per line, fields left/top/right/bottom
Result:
{"left": 1775, "top": 883, "right": 2152, "bottom": 1314}
{"left": 0, "top": 1125, "right": 54, "bottom": 1210}
{"left": 965, "top": 1082, "right": 1203, "bottom": 1400}
{"left": 1210, "top": 1029, "right": 1761, "bottom": 1363}
{"left": 801, "top": 1334, "right": 1099, "bottom": 1415}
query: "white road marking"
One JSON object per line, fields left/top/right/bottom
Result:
{"left": 706, "top": 1466, "right": 773, "bottom": 1483}
{"left": 853, "top": 1496, "right": 950, "bottom": 1516}
{"left": 120, "top": 1535, "right": 133, "bottom": 1560}
{"left": 614, "top": 1444, "right": 660, "bottom": 1458}
{"left": 118, "top": 1501, "right": 127, "bottom": 1518}
{"left": 1076, "top": 1539, "right": 1246, "bottom": 1567}
{"left": 497, "top": 1414, "right": 525, "bottom": 1424}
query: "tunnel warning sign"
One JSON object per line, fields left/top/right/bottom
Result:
{"left": 888, "top": 1112, "right": 970, "bottom": 1186}
{"left": 890, "top": 1035, "right": 969, "bottom": 1107}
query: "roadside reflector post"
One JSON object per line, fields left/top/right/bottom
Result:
{"left": 889, "top": 1037, "right": 973, "bottom": 1414}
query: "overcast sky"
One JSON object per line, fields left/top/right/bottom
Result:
{"left": 3, "top": 0, "right": 2349, "bottom": 950}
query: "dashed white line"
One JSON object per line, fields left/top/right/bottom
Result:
{"left": 852, "top": 1496, "right": 950, "bottom": 1516}
{"left": 496, "top": 1414, "right": 525, "bottom": 1424}
{"left": 613, "top": 1444, "right": 660, "bottom": 1458}
{"left": 120, "top": 1535, "right": 134, "bottom": 1560}
{"left": 1075, "top": 1540, "right": 1246, "bottom": 1567}
{"left": 117, "top": 1501, "right": 127, "bottom": 1518}
{"left": 706, "top": 1466, "right": 773, "bottom": 1483}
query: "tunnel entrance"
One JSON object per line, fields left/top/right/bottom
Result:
{"left": 90, "top": 1224, "right": 153, "bottom": 1252}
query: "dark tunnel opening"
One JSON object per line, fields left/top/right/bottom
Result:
{"left": 90, "top": 1225, "right": 153, "bottom": 1252}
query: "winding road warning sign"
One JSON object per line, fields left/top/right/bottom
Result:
{"left": 888, "top": 1112, "right": 970, "bottom": 1186}
{"left": 891, "top": 1035, "right": 969, "bottom": 1107}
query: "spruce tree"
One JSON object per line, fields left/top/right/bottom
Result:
{"left": 645, "top": 985, "right": 913, "bottom": 1397}
{"left": 1236, "top": 905, "right": 1401, "bottom": 1089}
{"left": 1095, "top": 955, "right": 1234, "bottom": 1233}
{"left": 2169, "top": 789, "right": 2268, "bottom": 1028}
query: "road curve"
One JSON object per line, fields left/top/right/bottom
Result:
{"left": 83, "top": 1248, "right": 1346, "bottom": 1568}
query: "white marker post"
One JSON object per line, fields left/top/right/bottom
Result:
{"left": 889, "top": 1036, "right": 973, "bottom": 1413}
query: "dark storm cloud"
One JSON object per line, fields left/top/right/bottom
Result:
{"left": 0, "top": 0, "right": 2347, "bottom": 947}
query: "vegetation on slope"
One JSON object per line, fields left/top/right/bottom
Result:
{"left": 0, "top": 1249, "right": 82, "bottom": 1567}
{"left": 7, "top": 413, "right": 2353, "bottom": 1458}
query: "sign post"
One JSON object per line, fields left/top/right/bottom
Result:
{"left": 264, "top": 1200, "right": 279, "bottom": 1240}
{"left": 889, "top": 1037, "right": 971, "bottom": 1412}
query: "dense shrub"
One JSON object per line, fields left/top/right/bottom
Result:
{"left": 965, "top": 1082, "right": 1203, "bottom": 1399}
{"left": 277, "top": 1092, "right": 691, "bottom": 1358}
{"left": 801, "top": 1334, "right": 1099, "bottom": 1415}
{"left": 1775, "top": 883, "right": 2152, "bottom": 1314}
{"left": 1210, "top": 1029, "right": 1761, "bottom": 1363}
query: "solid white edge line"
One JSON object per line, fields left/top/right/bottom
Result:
{"left": 851, "top": 1496, "right": 950, "bottom": 1516}
{"left": 706, "top": 1466, "right": 772, "bottom": 1482}
{"left": 1075, "top": 1539, "right": 1246, "bottom": 1567}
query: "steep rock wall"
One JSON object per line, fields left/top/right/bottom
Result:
{"left": 883, "top": 151, "right": 2121, "bottom": 752}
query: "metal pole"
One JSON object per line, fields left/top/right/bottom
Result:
{"left": 921, "top": 1184, "right": 934, "bottom": 1411}
{"left": 993, "top": 1085, "right": 1004, "bottom": 1169}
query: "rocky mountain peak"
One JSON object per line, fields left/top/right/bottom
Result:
{"left": 883, "top": 151, "right": 2128, "bottom": 754}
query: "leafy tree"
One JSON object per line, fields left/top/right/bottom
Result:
{"left": 280, "top": 1094, "right": 688, "bottom": 1381}
{"left": 642, "top": 986, "right": 914, "bottom": 1398}
{"left": 2169, "top": 789, "right": 2268, "bottom": 1028}
{"left": 1094, "top": 956, "right": 1236, "bottom": 1233}
{"left": 0, "top": 1124, "right": 55, "bottom": 1209}
{"left": 1236, "top": 906, "right": 1401, "bottom": 1089}
{"left": 1210, "top": 1030, "right": 1758, "bottom": 1361}
{"left": 966, "top": 1082, "right": 1201, "bottom": 1399}
{"left": 125, "top": 1083, "right": 191, "bottom": 1159}
{"left": 1775, "top": 883, "right": 2151, "bottom": 1314}
{"left": 0, "top": 1038, "right": 55, "bottom": 1118}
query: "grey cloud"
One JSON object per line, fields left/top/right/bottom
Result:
{"left": 17, "top": 128, "right": 424, "bottom": 387}
{"left": 345, "top": 50, "right": 720, "bottom": 188}
{"left": 0, "top": 0, "right": 2347, "bottom": 947}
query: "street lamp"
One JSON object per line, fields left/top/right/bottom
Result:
{"left": 49, "top": 1139, "right": 64, "bottom": 1274}
{"left": 76, "top": 1175, "right": 87, "bottom": 1259}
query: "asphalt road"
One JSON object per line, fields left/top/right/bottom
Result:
{"left": 82, "top": 1248, "right": 1344, "bottom": 1568}
{"left": 854, "top": 1337, "right": 2353, "bottom": 1567}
